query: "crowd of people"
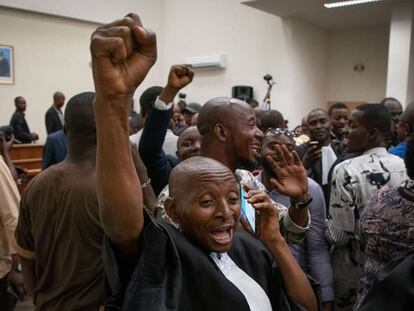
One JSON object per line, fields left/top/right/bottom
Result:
{"left": 0, "top": 13, "right": 413, "bottom": 311}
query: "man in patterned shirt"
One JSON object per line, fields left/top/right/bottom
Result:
{"left": 326, "top": 104, "right": 407, "bottom": 311}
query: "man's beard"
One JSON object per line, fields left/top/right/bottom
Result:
{"left": 238, "top": 156, "right": 260, "bottom": 171}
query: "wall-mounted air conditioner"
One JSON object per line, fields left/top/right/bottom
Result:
{"left": 185, "top": 54, "right": 227, "bottom": 69}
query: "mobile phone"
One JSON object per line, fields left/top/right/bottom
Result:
{"left": 240, "top": 186, "right": 256, "bottom": 234}
{"left": 309, "top": 140, "right": 321, "bottom": 149}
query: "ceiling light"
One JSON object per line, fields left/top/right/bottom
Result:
{"left": 324, "top": 0, "right": 382, "bottom": 9}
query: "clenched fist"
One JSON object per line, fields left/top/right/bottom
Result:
{"left": 90, "top": 13, "right": 157, "bottom": 99}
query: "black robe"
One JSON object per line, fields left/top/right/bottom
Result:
{"left": 103, "top": 214, "right": 304, "bottom": 311}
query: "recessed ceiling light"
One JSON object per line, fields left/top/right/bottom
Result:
{"left": 324, "top": 0, "right": 382, "bottom": 9}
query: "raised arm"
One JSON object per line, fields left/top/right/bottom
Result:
{"left": 139, "top": 65, "right": 193, "bottom": 195}
{"left": 90, "top": 13, "right": 157, "bottom": 256}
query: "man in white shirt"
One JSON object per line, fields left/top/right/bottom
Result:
{"left": 326, "top": 103, "right": 408, "bottom": 311}
{"left": 129, "top": 86, "right": 178, "bottom": 157}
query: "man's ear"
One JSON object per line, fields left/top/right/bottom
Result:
{"left": 164, "top": 196, "right": 181, "bottom": 224}
{"left": 368, "top": 127, "right": 380, "bottom": 142}
{"left": 214, "top": 124, "right": 228, "bottom": 142}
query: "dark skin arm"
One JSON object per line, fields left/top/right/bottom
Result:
{"left": 130, "top": 142, "right": 157, "bottom": 213}
{"left": 138, "top": 64, "right": 193, "bottom": 195}
{"left": 159, "top": 65, "right": 194, "bottom": 104}
{"left": 91, "top": 13, "right": 157, "bottom": 257}
{"left": 7, "top": 254, "right": 25, "bottom": 299}
{"left": 19, "top": 257, "right": 35, "bottom": 295}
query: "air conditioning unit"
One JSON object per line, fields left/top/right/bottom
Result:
{"left": 185, "top": 54, "right": 227, "bottom": 69}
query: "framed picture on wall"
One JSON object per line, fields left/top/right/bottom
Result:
{"left": 0, "top": 45, "right": 14, "bottom": 84}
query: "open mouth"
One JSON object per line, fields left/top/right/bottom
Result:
{"left": 210, "top": 226, "right": 233, "bottom": 245}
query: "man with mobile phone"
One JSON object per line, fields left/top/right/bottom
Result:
{"left": 297, "top": 108, "right": 343, "bottom": 203}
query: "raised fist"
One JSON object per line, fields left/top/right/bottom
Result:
{"left": 90, "top": 13, "right": 157, "bottom": 98}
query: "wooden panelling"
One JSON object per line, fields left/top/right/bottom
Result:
{"left": 10, "top": 143, "right": 43, "bottom": 193}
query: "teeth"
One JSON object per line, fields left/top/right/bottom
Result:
{"left": 211, "top": 229, "right": 232, "bottom": 244}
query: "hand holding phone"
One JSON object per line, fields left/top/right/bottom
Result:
{"left": 302, "top": 141, "right": 322, "bottom": 168}
{"left": 240, "top": 186, "right": 258, "bottom": 235}
{"left": 240, "top": 185, "right": 282, "bottom": 244}
{"left": 309, "top": 140, "right": 321, "bottom": 149}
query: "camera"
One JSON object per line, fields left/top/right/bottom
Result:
{"left": 263, "top": 74, "right": 273, "bottom": 82}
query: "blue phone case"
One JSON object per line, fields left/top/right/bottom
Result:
{"left": 240, "top": 187, "right": 256, "bottom": 233}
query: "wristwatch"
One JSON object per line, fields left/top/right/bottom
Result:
{"left": 290, "top": 194, "right": 313, "bottom": 209}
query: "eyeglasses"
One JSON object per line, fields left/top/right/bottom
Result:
{"left": 264, "top": 127, "right": 295, "bottom": 138}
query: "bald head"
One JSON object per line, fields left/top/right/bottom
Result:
{"left": 166, "top": 156, "right": 240, "bottom": 253}
{"left": 53, "top": 91, "right": 65, "bottom": 109}
{"left": 197, "top": 97, "right": 252, "bottom": 136}
{"left": 54, "top": 91, "right": 64, "bottom": 99}
{"left": 169, "top": 156, "right": 236, "bottom": 199}
{"left": 197, "top": 97, "right": 262, "bottom": 171}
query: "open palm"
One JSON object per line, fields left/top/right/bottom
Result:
{"left": 266, "top": 145, "right": 308, "bottom": 200}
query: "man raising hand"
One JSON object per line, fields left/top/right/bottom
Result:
{"left": 91, "top": 13, "right": 157, "bottom": 256}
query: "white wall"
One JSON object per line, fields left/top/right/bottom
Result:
{"left": 386, "top": 0, "right": 414, "bottom": 106}
{"left": 0, "top": 4, "right": 164, "bottom": 141}
{"left": 0, "top": 8, "right": 97, "bottom": 141}
{"left": 327, "top": 26, "right": 389, "bottom": 103}
{"left": 162, "top": 0, "right": 329, "bottom": 127}
{"left": 0, "top": 0, "right": 330, "bottom": 134}
{"left": 0, "top": 0, "right": 163, "bottom": 24}
{"left": 282, "top": 17, "right": 328, "bottom": 125}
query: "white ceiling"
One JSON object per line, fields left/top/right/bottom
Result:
{"left": 242, "top": 0, "right": 403, "bottom": 30}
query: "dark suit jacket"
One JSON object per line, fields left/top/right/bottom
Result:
{"left": 139, "top": 106, "right": 179, "bottom": 196}
{"left": 45, "top": 106, "right": 63, "bottom": 135}
{"left": 9, "top": 111, "right": 33, "bottom": 143}
{"left": 42, "top": 130, "right": 68, "bottom": 170}
{"left": 103, "top": 215, "right": 302, "bottom": 311}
